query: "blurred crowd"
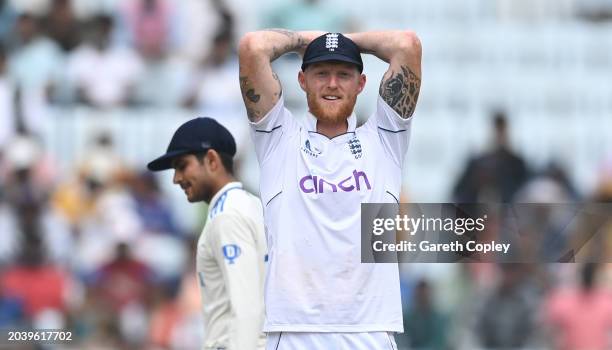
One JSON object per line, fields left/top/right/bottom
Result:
{"left": 395, "top": 113, "right": 612, "bottom": 349}
{"left": 0, "top": 0, "right": 611, "bottom": 349}
{"left": 0, "top": 0, "right": 242, "bottom": 348}
{"left": 0, "top": 0, "right": 246, "bottom": 141}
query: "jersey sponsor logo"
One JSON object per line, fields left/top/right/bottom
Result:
{"left": 348, "top": 136, "right": 362, "bottom": 159}
{"left": 222, "top": 244, "right": 241, "bottom": 264}
{"left": 299, "top": 169, "right": 372, "bottom": 194}
{"left": 325, "top": 33, "right": 339, "bottom": 52}
{"left": 301, "top": 139, "right": 322, "bottom": 158}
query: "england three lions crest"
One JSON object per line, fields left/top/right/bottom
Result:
{"left": 348, "top": 137, "right": 362, "bottom": 159}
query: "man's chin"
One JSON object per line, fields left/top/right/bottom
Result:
{"left": 308, "top": 96, "right": 356, "bottom": 124}
{"left": 311, "top": 103, "right": 352, "bottom": 123}
{"left": 186, "top": 194, "right": 200, "bottom": 203}
{"left": 316, "top": 113, "right": 349, "bottom": 124}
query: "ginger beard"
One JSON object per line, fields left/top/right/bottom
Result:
{"left": 306, "top": 91, "right": 358, "bottom": 124}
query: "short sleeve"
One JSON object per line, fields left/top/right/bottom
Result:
{"left": 365, "top": 95, "right": 413, "bottom": 168}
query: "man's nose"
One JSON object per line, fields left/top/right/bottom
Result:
{"left": 173, "top": 170, "right": 180, "bottom": 184}
{"left": 327, "top": 75, "right": 339, "bottom": 89}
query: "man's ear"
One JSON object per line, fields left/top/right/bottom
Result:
{"left": 357, "top": 73, "right": 366, "bottom": 94}
{"left": 298, "top": 70, "right": 307, "bottom": 92}
{"left": 205, "top": 149, "right": 218, "bottom": 171}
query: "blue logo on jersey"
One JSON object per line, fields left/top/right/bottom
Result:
{"left": 302, "top": 139, "right": 322, "bottom": 157}
{"left": 222, "top": 244, "right": 241, "bottom": 264}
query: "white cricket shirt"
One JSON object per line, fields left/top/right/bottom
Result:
{"left": 196, "top": 182, "right": 267, "bottom": 349}
{"left": 250, "top": 96, "right": 412, "bottom": 333}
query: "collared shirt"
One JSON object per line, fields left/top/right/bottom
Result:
{"left": 250, "top": 96, "right": 412, "bottom": 333}
{"left": 196, "top": 182, "right": 267, "bottom": 350}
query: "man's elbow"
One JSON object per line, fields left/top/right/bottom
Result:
{"left": 238, "top": 32, "right": 267, "bottom": 59}
{"left": 398, "top": 30, "right": 422, "bottom": 59}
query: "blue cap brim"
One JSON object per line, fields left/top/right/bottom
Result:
{"left": 147, "top": 149, "right": 191, "bottom": 171}
{"left": 301, "top": 54, "right": 363, "bottom": 72}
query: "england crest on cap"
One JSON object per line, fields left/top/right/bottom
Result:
{"left": 325, "top": 33, "right": 339, "bottom": 51}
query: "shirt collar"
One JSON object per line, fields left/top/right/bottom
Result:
{"left": 305, "top": 111, "right": 357, "bottom": 134}
{"left": 208, "top": 181, "right": 242, "bottom": 215}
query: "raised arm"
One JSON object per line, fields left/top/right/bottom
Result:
{"left": 238, "top": 29, "right": 323, "bottom": 122}
{"left": 347, "top": 31, "right": 422, "bottom": 119}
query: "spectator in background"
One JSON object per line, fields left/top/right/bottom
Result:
{"left": 166, "top": 240, "right": 205, "bottom": 349}
{"left": 129, "top": 170, "right": 180, "bottom": 236}
{"left": 475, "top": 264, "right": 539, "bottom": 349}
{"left": 148, "top": 284, "right": 188, "bottom": 349}
{"left": 69, "top": 286, "right": 123, "bottom": 349}
{"left": 42, "top": 0, "right": 82, "bottom": 53}
{"left": 453, "top": 111, "right": 529, "bottom": 203}
{"left": 544, "top": 263, "right": 612, "bottom": 350}
{"left": 57, "top": 131, "right": 147, "bottom": 279}
{"left": 515, "top": 162, "right": 578, "bottom": 203}
{"left": 183, "top": 27, "right": 239, "bottom": 114}
{"left": 119, "top": 0, "right": 177, "bottom": 61}
{"left": 0, "top": 130, "right": 71, "bottom": 268}
{"left": 184, "top": 26, "right": 259, "bottom": 191}
{"left": 52, "top": 131, "right": 123, "bottom": 231}
{"left": 91, "top": 242, "right": 153, "bottom": 347}
{"left": 0, "top": 235, "right": 72, "bottom": 327}
{"left": 399, "top": 279, "right": 449, "bottom": 350}
{"left": 67, "top": 14, "right": 144, "bottom": 108}
{"left": 122, "top": 0, "right": 190, "bottom": 107}
{"left": 7, "top": 13, "right": 64, "bottom": 132}
{"left": 513, "top": 162, "right": 578, "bottom": 261}
{"left": 3, "top": 132, "right": 51, "bottom": 207}
{"left": 91, "top": 242, "right": 153, "bottom": 312}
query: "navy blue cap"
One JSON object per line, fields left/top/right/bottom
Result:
{"left": 147, "top": 117, "right": 236, "bottom": 171}
{"left": 301, "top": 33, "right": 363, "bottom": 73}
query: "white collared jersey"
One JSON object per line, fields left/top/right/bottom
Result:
{"left": 196, "top": 182, "right": 267, "bottom": 350}
{"left": 249, "top": 96, "right": 412, "bottom": 333}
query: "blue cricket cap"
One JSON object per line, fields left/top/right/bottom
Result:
{"left": 147, "top": 117, "right": 236, "bottom": 171}
{"left": 301, "top": 33, "right": 363, "bottom": 73}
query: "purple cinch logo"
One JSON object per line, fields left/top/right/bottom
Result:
{"left": 299, "top": 170, "right": 371, "bottom": 194}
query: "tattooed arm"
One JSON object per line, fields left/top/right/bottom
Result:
{"left": 346, "top": 31, "right": 422, "bottom": 119}
{"left": 238, "top": 29, "right": 324, "bottom": 122}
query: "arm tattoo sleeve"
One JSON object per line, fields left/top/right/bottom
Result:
{"left": 239, "top": 73, "right": 282, "bottom": 122}
{"left": 379, "top": 65, "right": 421, "bottom": 118}
{"left": 264, "top": 29, "right": 308, "bottom": 60}
{"left": 240, "top": 75, "right": 260, "bottom": 121}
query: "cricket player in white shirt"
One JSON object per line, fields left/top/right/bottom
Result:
{"left": 238, "top": 29, "right": 421, "bottom": 349}
{"left": 147, "top": 117, "right": 267, "bottom": 350}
